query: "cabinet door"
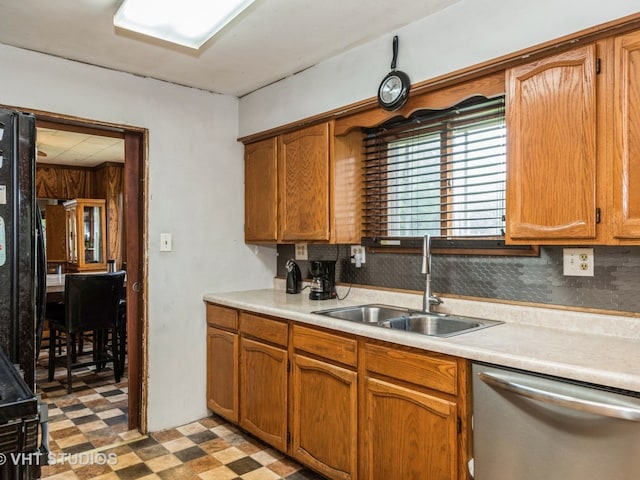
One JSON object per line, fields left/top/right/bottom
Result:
{"left": 45, "top": 204, "right": 67, "bottom": 263}
{"left": 278, "top": 122, "right": 331, "bottom": 241}
{"left": 613, "top": 31, "right": 640, "bottom": 239}
{"left": 239, "top": 337, "right": 288, "bottom": 451}
{"left": 206, "top": 326, "right": 239, "bottom": 422}
{"left": 291, "top": 354, "right": 357, "bottom": 480}
{"left": 245, "top": 137, "right": 278, "bottom": 243}
{"left": 506, "top": 45, "right": 597, "bottom": 241}
{"left": 362, "top": 377, "right": 458, "bottom": 480}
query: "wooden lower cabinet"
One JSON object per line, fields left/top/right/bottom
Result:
{"left": 239, "top": 337, "right": 288, "bottom": 452}
{"left": 291, "top": 353, "right": 358, "bottom": 480}
{"left": 362, "top": 377, "right": 458, "bottom": 480}
{"left": 205, "top": 304, "right": 469, "bottom": 480}
{"left": 206, "top": 326, "right": 238, "bottom": 422}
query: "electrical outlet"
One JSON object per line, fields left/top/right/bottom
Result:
{"left": 563, "top": 248, "right": 594, "bottom": 276}
{"left": 351, "top": 245, "right": 366, "bottom": 267}
{"left": 295, "top": 243, "right": 308, "bottom": 260}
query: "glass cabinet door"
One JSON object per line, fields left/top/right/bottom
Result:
{"left": 83, "top": 204, "right": 103, "bottom": 264}
{"left": 63, "top": 198, "right": 107, "bottom": 271}
{"left": 66, "top": 205, "right": 78, "bottom": 264}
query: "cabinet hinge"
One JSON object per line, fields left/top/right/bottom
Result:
{"left": 596, "top": 58, "right": 601, "bottom": 74}
{"left": 457, "top": 417, "right": 462, "bottom": 434}
{"left": 596, "top": 207, "right": 601, "bottom": 224}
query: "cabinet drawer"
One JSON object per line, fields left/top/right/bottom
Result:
{"left": 206, "top": 303, "right": 238, "bottom": 331}
{"left": 364, "top": 343, "right": 457, "bottom": 395}
{"left": 240, "top": 313, "right": 288, "bottom": 347}
{"left": 292, "top": 324, "right": 357, "bottom": 367}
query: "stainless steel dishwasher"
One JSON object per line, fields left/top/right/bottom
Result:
{"left": 472, "top": 363, "right": 640, "bottom": 480}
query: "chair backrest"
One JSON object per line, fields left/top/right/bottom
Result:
{"left": 64, "top": 272, "right": 125, "bottom": 334}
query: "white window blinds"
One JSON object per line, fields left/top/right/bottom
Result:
{"left": 363, "top": 96, "right": 506, "bottom": 242}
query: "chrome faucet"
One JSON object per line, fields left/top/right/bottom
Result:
{"left": 422, "top": 234, "right": 442, "bottom": 312}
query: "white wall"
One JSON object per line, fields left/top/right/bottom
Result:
{"left": 239, "top": 0, "right": 639, "bottom": 137}
{"left": 0, "top": 44, "right": 276, "bottom": 431}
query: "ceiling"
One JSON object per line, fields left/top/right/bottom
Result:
{"left": 1, "top": 0, "right": 457, "bottom": 166}
{"left": 36, "top": 128, "right": 124, "bottom": 167}
{"left": 0, "top": 0, "right": 456, "bottom": 97}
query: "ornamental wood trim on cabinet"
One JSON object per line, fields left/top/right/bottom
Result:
{"left": 506, "top": 45, "right": 598, "bottom": 242}
{"left": 278, "top": 122, "right": 332, "bottom": 241}
{"left": 613, "top": 30, "right": 640, "bottom": 239}
{"left": 333, "top": 130, "right": 364, "bottom": 244}
{"left": 245, "top": 137, "right": 278, "bottom": 243}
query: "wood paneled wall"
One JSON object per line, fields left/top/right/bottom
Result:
{"left": 93, "top": 162, "right": 124, "bottom": 267}
{"left": 36, "top": 164, "right": 93, "bottom": 199}
{"left": 37, "top": 162, "right": 125, "bottom": 268}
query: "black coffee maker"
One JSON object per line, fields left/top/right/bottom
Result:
{"left": 309, "top": 260, "right": 337, "bottom": 300}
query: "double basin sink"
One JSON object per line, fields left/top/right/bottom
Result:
{"left": 312, "top": 304, "right": 502, "bottom": 338}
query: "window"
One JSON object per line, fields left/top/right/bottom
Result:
{"left": 363, "top": 95, "right": 512, "bottom": 250}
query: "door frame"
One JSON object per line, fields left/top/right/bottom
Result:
{"left": 23, "top": 106, "right": 148, "bottom": 432}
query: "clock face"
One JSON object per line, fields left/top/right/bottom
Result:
{"left": 377, "top": 70, "right": 409, "bottom": 111}
{"left": 379, "top": 75, "right": 403, "bottom": 103}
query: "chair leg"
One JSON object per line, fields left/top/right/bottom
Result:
{"left": 66, "top": 333, "right": 73, "bottom": 394}
{"left": 117, "top": 320, "right": 126, "bottom": 378}
{"left": 97, "top": 329, "right": 109, "bottom": 371}
{"left": 70, "top": 333, "right": 78, "bottom": 363}
{"left": 112, "top": 327, "right": 121, "bottom": 383}
{"left": 48, "top": 327, "right": 56, "bottom": 382}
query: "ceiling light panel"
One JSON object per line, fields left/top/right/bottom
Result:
{"left": 114, "top": 0, "right": 256, "bottom": 49}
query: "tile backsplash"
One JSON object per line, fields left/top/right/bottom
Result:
{"left": 277, "top": 245, "right": 640, "bottom": 314}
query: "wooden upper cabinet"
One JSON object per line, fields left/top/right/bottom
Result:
{"left": 613, "top": 30, "right": 640, "bottom": 239}
{"left": 506, "top": 45, "right": 598, "bottom": 242}
{"left": 245, "top": 137, "right": 278, "bottom": 243}
{"left": 278, "top": 122, "right": 332, "bottom": 241}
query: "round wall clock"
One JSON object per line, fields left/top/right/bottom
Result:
{"left": 377, "top": 36, "right": 410, "bottom": 111}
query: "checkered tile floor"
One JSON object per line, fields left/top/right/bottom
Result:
{"left": 37, "top": 346, "right": 325, "bottom": 479}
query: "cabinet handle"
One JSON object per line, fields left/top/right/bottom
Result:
{"left": 131, "top": 282, "right": 142, "bottom": 293}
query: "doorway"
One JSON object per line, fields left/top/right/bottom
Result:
{"left": 33, "top": 109, "right": 147, "bottom": 433}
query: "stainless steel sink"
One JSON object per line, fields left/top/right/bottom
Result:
{"left": 380, "top": 313, "right": 502, "bottom": 337}
{"left": 312, "top": 304, "right": 502, "bottom": 337}
{"left": 312, "top": 304, "right": 411, "bottom": 323}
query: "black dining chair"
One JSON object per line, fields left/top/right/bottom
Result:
{"left": 47, "top": 271, "right": 125, "bottom": 393}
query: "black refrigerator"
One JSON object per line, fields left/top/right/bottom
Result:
{"left": 0, "top": 107, "right": 46, "bottom": 479}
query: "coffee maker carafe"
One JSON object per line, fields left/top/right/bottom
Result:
{"left": 309, "top": 260, "right": 337, "bottom": 300}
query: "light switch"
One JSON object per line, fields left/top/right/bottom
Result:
{"left": 160, "top": 233, "right": 172, "bottom": 252}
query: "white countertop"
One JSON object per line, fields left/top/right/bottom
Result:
{"left": 203, "top": 281, "right": 640, "bottom": 393}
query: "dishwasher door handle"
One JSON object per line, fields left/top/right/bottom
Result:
{"left": 478, "top": 371, "right": 640, "bottom": 422}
